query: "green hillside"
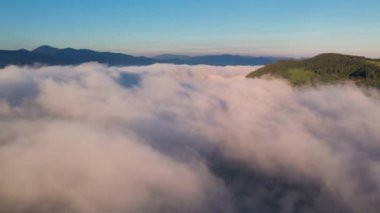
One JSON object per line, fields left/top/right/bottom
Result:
{"left": 247, "top": 53, "right": 380, "bottom": 87}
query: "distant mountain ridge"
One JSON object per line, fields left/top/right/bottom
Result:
{"left": 0, "top": 45, "right": 283, "bottom": 68}
{"left": 0, "top": 45, "right": 155, "bottom": 67}
{"left": 153, "top": 54, "right": 191, "bottom": 60}
{"left": 247, "top": 53, "right": 380, "bottom": 87}
{"left": 33, "top": 45, "right": 61, "bottom": 54}
{"left": 163, "top": 54, "right": 284, "bottom": 66}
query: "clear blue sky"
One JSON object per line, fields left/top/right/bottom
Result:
{"left": 1, "top": 0, "right": 379, "bottom": 57}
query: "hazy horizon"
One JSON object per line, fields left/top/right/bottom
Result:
{"left": 2, "top": 44, "right": 379, "bottom": 59}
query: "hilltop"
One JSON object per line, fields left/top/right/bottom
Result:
{"left": 0, "top": 45, "right": 155, "bottom": 67}
{"left": 247, "top": 53, "right": 380, "bottom": 87}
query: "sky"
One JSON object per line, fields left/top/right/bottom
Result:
{"left": 1, "top": 0, "right": 380, "bottom": 57}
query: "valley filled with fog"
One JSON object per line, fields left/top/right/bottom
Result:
{"left": 0, "top": 63, "right": 380, "bottom": 213}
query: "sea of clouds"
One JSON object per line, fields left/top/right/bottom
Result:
{"left": 0, "top": 63, "right": 380, "bottom": 213}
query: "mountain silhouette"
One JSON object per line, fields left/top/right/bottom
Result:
{"left": 0, "top": 45, "right": 283, "bottom": 68}
{"left": 32, "top": 45, "right": 61, "bottom": 54}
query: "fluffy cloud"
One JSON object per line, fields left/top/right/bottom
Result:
{"left": 0, "top": 63, "right": 379, "bottom": 212}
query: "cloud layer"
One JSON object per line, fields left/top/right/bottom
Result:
{"left": 0, "top": 63, "right": 380, "bottom": 213}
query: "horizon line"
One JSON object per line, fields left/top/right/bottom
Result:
{"left": 2, "top": 44, "right": 379, "bottom": 59}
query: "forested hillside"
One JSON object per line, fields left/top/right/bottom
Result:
{"left": 247, "top": 53, "right": 380, "bottom": 87}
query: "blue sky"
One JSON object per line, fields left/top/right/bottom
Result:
{"left": 1, "top": 0, "right": 379, "bottom": 57}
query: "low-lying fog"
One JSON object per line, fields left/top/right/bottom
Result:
{"left": 0, "top": 63, "right": 379, "bottom": 213}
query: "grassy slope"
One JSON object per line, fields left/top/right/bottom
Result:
{"left": 247, "top": 53, "right": 380, "bottom": 87}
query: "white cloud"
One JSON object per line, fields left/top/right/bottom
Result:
{"left": 0, "top": 63, "right": 379, "bottom": 212}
